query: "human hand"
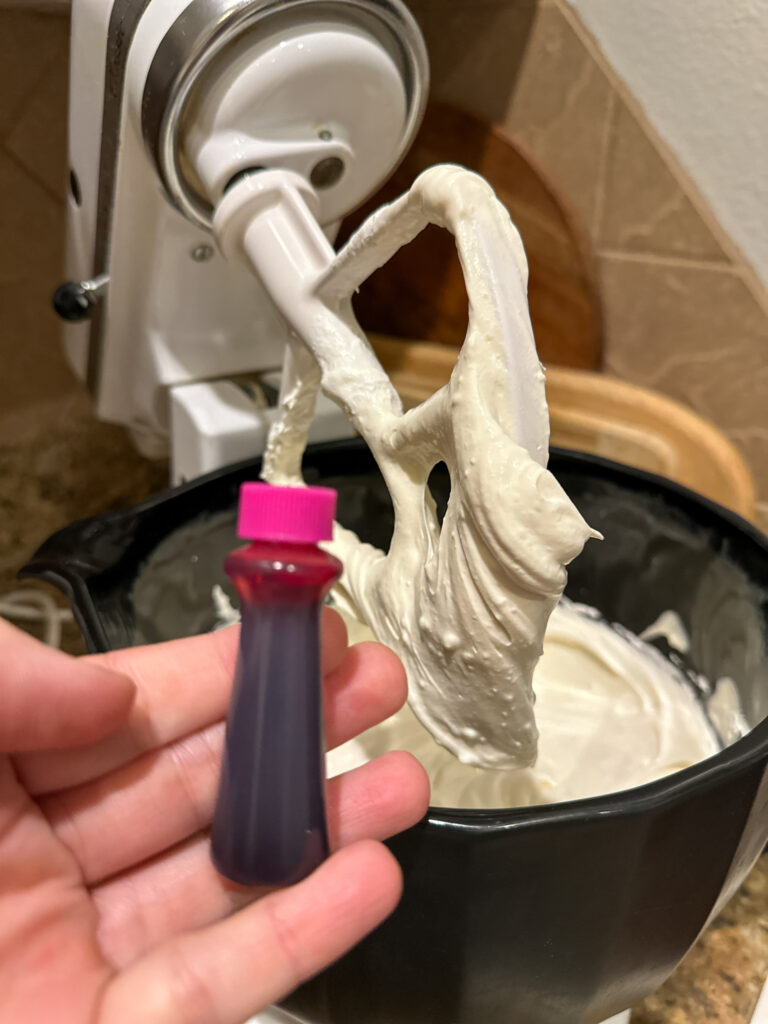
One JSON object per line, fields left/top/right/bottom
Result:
{"left": 0, "top": 612, "right": 428, "bottom": 1023}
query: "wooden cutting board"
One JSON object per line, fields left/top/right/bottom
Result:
{"left": 338, "top": 102, "right": 603, "bottom": 370}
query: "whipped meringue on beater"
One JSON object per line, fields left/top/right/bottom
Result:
{"left": 261, "top": 164, "right": 598, "bottom": 770}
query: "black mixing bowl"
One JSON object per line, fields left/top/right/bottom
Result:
{"left": 23, "top": 441, "right": 768, "bottom": 1024}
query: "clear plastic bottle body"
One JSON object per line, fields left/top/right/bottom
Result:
{"left": 211, "top": 540, "right": 342, "bottom": 887}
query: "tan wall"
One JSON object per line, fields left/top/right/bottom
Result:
{"left": 0, "top": 2, "right": 766, "bottom": 527}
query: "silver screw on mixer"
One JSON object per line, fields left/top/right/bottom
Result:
{"left": 311, "top": 156, "right": 345, "bottom": 190}
{"left": 317, "top": 128, "right": 333, "bottom": 141}
{"left": 191, "top": 243, "right": 214, "bottom": 262}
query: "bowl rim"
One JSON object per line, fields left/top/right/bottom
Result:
{"left": 424, "top": 718, "right": 768, "bottom": 831}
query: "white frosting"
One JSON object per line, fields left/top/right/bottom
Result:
{"left": 707, "top": 676, "right": 749, "bottom": 747}
{"left": 640, "top": 610, "right": 691, "bottom": 653}
{"left": 327, "top": 599, "right": 732, "bottom": 808}
{"left": 261, "top": 165, "right": 598, "bottom": 770}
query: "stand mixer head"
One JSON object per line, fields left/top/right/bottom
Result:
{"left": 58, "top": 0, "right": 427, "bottom": 480}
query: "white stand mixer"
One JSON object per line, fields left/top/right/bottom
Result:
{"left": 55, "top": 0, "right": 427, "bottom": 483}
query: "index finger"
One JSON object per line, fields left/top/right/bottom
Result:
{"left": 14, "top": 607, "right": 348, "bottom": 794}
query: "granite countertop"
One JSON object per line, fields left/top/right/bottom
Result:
{"left": 1, "top": 388, "right": 766, "bottom": 1022}
{"left": 0, "top": 388, "right": 168, "bottom": 651}
{"left": 632, "top": 855, "right": 768, "bottom": 1023}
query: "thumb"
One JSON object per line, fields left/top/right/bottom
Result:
{"left": 0, "top": 619, "right": 136, "bottom": 752}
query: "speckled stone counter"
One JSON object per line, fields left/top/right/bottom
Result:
{"left": 632, "top": 854, "right": 768, "bottom": 1023}
{"left": 0, "top": 394, "right": 766, "bottom": 1022}
{"left": 0, "top": 387, "right": 168, "bottom": 652}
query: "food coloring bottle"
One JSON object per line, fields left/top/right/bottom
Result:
{"left": 212, "top": 482, "right": 342, "bottom": 887}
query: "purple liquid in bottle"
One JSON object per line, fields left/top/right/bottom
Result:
{"left": 211, "top": 484, "right": 341, "bottom": 887}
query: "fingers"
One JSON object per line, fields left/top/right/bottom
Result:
{"left": 323, "top": 642, "right": 406, "bottom": 743}
{"left": 94, "top": 752, "right": 428, "bottom": 966}
{"left": 0, "top": 619, "right": 135, "bottom": 753}
{"left": 327, "top": 751, "right": 428, "bottom": 851}
{"left": 45, "top": 642, "right": 408, "bottom": 883}
{"left": 98, "top": 840, "right": 401, "bottom": 1024}
{"left": 15, "top": 607, "right": 349, "bottom": 793}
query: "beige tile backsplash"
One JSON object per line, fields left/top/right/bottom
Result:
{"left": 416, "top": 0, "right": 768, "bottom": 527}
{"left": 421, "top": 1, "right": 613, "bottom": 230}
{"left": 6, "top": 49, "right": 69, "bottom": 198}
{"left": 598, "top": 100, "right": 730, "bottom": 263}
{"left": 599, "top": 255, "right": 768, "bottom": 434}
{"left": 0, "top": 9, "right": 64, "bottom": 137}
{"left": 0, "top": 2, "right": 766, "bottom": 527}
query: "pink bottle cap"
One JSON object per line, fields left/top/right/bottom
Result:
{"left": 237, "top": 482, "right": 337, "bottom": 543}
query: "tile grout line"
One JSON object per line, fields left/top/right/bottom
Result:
{"left": 596, "top": 248, "right": 743, "bottom": 273}
{"left": 597, "top": 247, "right": 768, "bottom": 320}
{"left": 553, "top": 0, "right": 768, "bottom": 322}
{"left": 0, "top": 12, "right": 70, "bottom": 204}
{"left": 0, "top": 22, "right": 67, "bottom": 148}
{"left": 0, "top": 140, "right": 66, "bottom": 207}
{"left": 1, "top": 33, "right": 69, "bottom": 204}
{"left": 590, "top": 87, "right": 616, "bottom": 246}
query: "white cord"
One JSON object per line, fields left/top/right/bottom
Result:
{"left": 0, "top": 589, "right": 73, "bottom": 649}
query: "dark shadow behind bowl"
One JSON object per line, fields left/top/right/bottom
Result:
{"left": 22, "top": 442, "right": 768, "bottom": 1024}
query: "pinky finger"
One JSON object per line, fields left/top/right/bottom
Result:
{"left": 98, "top": 840, "right": 401, "bottom": 1024}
